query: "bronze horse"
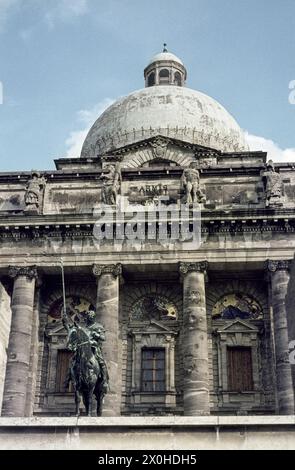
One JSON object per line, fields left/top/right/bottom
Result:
{"left": 68, "top": 324, "right": 105, "bottom": 416}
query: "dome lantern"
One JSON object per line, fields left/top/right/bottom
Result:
{"left": 144, "top": 44, "right": 187, "bottom": 88}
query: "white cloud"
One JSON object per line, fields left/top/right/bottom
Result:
{"left": 65, "top": 98, "right": 115, "bottom": 157}
{"left": 244, "top": 131, "right": 295, "bottom": 163}
{"left": 45, "top": 0, "right": 89, "bottom": 29}
{"left": 0, "top": 0, "right": 89, "bottom": 32}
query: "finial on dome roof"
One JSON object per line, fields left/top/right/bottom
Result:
{"left": 163, "top": 43, "right": 168, "bottom": 52}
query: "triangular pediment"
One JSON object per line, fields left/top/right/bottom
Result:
{"left": 144, "top": 319, "right": 176, "bottom": 334}
{"left": 104, "top": 135, "right": 193, "bottom": 156}
{"left": 101, "top": 135, "right": 220, "bottom": 169}
{"left": 47, "top": 321, "right": 66, "bottom": 336}
{"left": 218, "top": 319, "right": 258, "bottom": 333}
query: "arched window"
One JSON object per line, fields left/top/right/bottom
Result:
{"left": 174, "top": 71, "right": 182, "bottom": 86}
{"left": 159, "top": 68, "right": 170, "bottom": 85}
{"left": 147, "top": 72, "right": 155, "bottom": 87}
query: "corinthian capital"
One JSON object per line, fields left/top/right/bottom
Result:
{"left": 8, "top": 265, "right": 38, "bottom": 280}
{"left": 179, "top": 261, "right": 208, "bottom": 275}
{"left": 93, "top": 263, "right": 122, "bottom": 278}
{"left": 265, "top": 260, "right": 291, "bottom": 273}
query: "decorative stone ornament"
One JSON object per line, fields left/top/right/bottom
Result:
{"left": 179, "top": 261, "right": 208, "bottom": 275}
{"left": 100, "top": 163, "right": 121, "bottom": 205}
{"left": 24, "top": 171, "right": 46, "bottom": 214}
{"left": 261, "top": 160, "right": 284, "bottom": 207}
{"left": 8, "top": 265, "right": 38, "bottom": 280}
{"left": 149, "top": 137, "right": 169, "bottom": 160}
{"left": 93, "top": 263, "right": 122, "bottom": 278}
{"left": 181, "top": 163, "right": 206, "bottom": 204}
{"left": 265, "top": 259, "right": 291, "bottom": 273}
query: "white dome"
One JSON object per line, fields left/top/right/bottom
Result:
{"left": 81, "top": 86, "right": 249, "bottom": 157}
{"left": 147, "top": 52, "right": 184, "bottom": 66}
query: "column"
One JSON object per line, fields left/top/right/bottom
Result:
{"left": 267, "top": 260, "right": 294, "bottom": 414}
{"left": 25, "top": 277, "right": 42, "bottom": 416}
{"left": 1, "top": 266, "right": 37, "bottom": 417}
{"left": 179, "top": 261, "right": 210, "bottom": 415}
{"left": 93, "top": 263, "right": 122, "bottom": 416}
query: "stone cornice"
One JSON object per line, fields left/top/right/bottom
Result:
{"left": 93, "top": 263, "right": 122, "bottom": 278}
{"left": 265, "top": 259, "right": 291, "bottom": 273}
{"left": 8, "top": 265, "right": 38, "bottom": 280}
{"left": 1, "top": 216, "right": 295, "bottom": 241}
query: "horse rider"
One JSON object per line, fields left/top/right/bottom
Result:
{"left": 62, "top": 310, "right": 109, "bottom": 392}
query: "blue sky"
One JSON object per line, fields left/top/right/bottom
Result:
{"left": 0, "top": 0, "right": 295, "bottom": 171}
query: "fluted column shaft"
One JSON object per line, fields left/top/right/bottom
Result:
{"left": 180, "top": 261, "right": 210, "bottom": 415}
{"left": 93, "top": 263, "right": 122, "bottom": 416}
{"left": 1, "top": 266, "right": 37, "bottom": 417}
{"left": 267, "top": 260, "right": 294, "bottom": 415}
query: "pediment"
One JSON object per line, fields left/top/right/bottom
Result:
{"left": 103, "top": 136, "right": 195, "bottom": 169}
{"left": 131, "top": 319, "right": 177, "bottom": 335}
{"left": 47, "top": 321, "right": 66, "bottom": 336}
{"left": 100, "top": 135, "right": 221, "bottom": 170}
{"left": 218, "top": 319, "right": 258, "bottom": 334}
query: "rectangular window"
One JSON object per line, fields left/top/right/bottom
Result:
{"left": 56, "top": 350, "right": 73, "bottom": 393}
{"left": 227, "top": 346, "right": 253, "bottom": 392}
{"left": 141, "top": 348, "right": 165, "bottom": 392}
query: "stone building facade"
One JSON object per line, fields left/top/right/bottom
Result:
{"left": 0, "top": 49, "right": 295, "bottom": 429}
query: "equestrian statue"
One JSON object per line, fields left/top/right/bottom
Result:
{"left": 62, "top": 309, "right": 109, "bottom": 416}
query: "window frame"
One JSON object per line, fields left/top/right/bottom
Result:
{"left": 141, "top": 347, "right": 166, "bottom": 393}
{"left": 227, "top": 345, "right": 254, "bottom": 392}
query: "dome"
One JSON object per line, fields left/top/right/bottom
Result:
{"left": 147, "top": 52, "right": 184, "bottom": 66}
{"left": 81, "top": 85, "right": 249, "bottom": 157}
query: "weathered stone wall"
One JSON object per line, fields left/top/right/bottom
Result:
{"left": 0, "top": 416, "right": 295, "bottom": 450}
{"left": 285, "top": 255, "right": 295, "bottom": 393}
{"left": 1, "top": 160, "right": 295, "bottom": 217}
{"left": 286, "top": 257, "right": 295, "bottom": 343}
{"left": 120, "top": 281, "right": 183, "bottom": 415}
{"left": 34, "top": 278, "right": 96, "bottom": 415}
{"left": 0, "top": 283, "right": 11, "bottom": 411}
{"left": 206, "top": 279, "right": 276, "bottom": 414}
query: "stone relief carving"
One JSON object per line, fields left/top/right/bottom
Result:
{"left": 266, "top": 259, "right": 291, "bottom": 273}
{"left": 186, "top": 290, "right": 202, "bottom": 305}
{"left": 183, "top": 354, "right": 195, "bottom": 376}
{"left": 179, "top": 261, "right": 208, "bottom": 275}
{"left": 149, "top": 137, "right": 169, "bottom": 160}
{"left": 181, "top": 163, "right": 206, "bottom": 204}
{"left": 130, "top": 294, "right": 178, "bottom": 322}
{"left": 8, "top": 265, "right": 38, "bottom": 280}
{"left": 262, "top": 160, "right": 283, "bottom": 207}
{"left": 24, "top": 171, "right": 46, "bottom": 213}
{"left": 100, "top": 163, "right": 121, "bottom": 205}
{"left": 93, "top": 263, "right": 122, "bottom": 278}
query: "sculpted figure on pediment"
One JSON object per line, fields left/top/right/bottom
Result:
{"left": 262, "top": 160, "right": 283, "bottom": 207}
{"left": 25, "top": 171, "right": 46, "bottom": 213}
{"left": 100, "top": 163, "right": 121, "bottom": 205}
{"left": 181, "top": 162, "right": 206, "bottom": 204}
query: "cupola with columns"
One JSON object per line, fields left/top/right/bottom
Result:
{"left": 144, "top": 44, "right": 187, "bottom": 87}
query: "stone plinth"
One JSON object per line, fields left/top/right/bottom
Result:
{"left": 1, "top": 416, "right": 295, "bottom": 450}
